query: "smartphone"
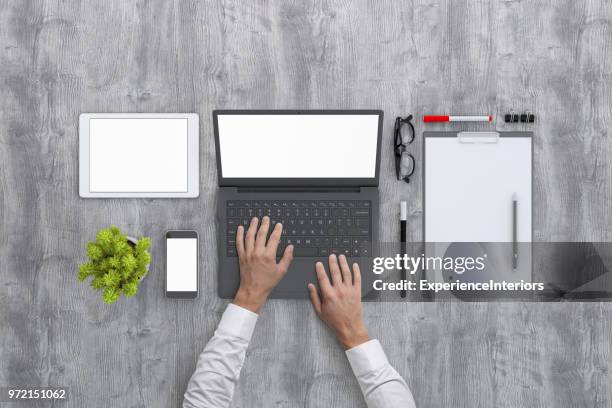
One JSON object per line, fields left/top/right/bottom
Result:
{"left": 165, "top": 230, "right": 199, "bottom": 299}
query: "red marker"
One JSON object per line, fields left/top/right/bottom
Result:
{"left": 423, "top": 115, "right": 492, "bottom": 123}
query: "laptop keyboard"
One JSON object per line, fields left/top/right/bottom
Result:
{"left": 226, "top": 200, "right": 372, "bottom": 258}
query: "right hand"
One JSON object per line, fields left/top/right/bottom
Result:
{"left": 308, "top": 254, "right": 371, "bottom": 350}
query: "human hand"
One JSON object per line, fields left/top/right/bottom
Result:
{"left": 308, "top": 254, "right": 370, "bottom": 350}
{"left": 233, "top": 216, "right": 294, "bottom": 313}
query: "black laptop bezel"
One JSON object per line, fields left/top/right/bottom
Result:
{"left": 213, "top": 110, "right": 383, "bottom": 187}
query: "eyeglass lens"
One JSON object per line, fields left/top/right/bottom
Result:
{"left": 398, "top": 122, "right": 414, "bottom": 145}
{"left": 400, "top": 152, "right": 415, "bottom": 178}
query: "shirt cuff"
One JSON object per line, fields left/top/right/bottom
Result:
{"left": 216, "top": 303, "right": 259, "bottom": 342}
{"left": 345, "top": 339, "right": 389, "bottom": 377}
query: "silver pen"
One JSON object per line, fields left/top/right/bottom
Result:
{"left": 512, "top": 193, "right": 518, "bottom": 270}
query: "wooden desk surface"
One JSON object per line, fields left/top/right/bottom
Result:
{"left": 1, "top": 1, "right": 611, "bottom": 406}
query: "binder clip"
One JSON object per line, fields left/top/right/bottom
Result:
{"left": 504, "top": 110, "right": 519, "bottom": 123}
{"left": 520, "top": 111, "right": 535, "bottom": 123}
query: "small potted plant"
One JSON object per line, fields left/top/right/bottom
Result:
{"left": 78, "top": 226, "right": 151, "bottom": 304}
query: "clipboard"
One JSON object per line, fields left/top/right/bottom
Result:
{"left": 423, "top": 131, "right": 533, "bottom": 296}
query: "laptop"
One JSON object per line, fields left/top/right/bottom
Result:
{"left": 214, "top": 110, "right": 382, "bottom": 299}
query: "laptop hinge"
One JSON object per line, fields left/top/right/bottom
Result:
{"left": 236, "top": 186, "right": 363, "bottom": 193}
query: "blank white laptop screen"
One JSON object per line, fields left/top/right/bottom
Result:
{"left": 166, "top": 238, "right": 198, "bottom": 292}
{"left": 217, "top": 114, "right": 379, "bottom": 178}
{"left": 89, "top": 118, "right": 188, "bottom": 192}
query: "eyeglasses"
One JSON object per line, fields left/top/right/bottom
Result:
{"left": 394, "top": 115, "right": 415, "bottom": 183}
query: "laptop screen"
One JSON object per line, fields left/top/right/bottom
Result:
{"left": 215, "top": 113, "right": 380, "bottom": 181}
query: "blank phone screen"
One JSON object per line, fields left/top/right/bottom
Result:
{"left": 166, "top": 238, "right": 198, "bottom": 292}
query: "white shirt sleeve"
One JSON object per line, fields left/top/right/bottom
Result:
{"left": 346, "top": 339, "right": 416, "bottom": 408}
{"left": 183, "top": 303, "right": 258, "bottom": 408}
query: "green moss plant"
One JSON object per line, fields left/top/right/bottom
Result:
{"left": 78, "top": 226, "right": 151, "bottom": 304}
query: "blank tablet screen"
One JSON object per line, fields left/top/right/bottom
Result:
{"left": 89, "top": 118, "right": 188, "bottom": 192}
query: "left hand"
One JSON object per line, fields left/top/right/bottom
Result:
{"left": 233, "top": 216, "right": 294, "bottom": 313}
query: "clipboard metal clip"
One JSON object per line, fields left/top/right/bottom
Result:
{"left": 457, "top": 131, "right": 499, "bottom": 144}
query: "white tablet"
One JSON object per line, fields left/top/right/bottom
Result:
{"left": 79, "top": 113, "right": 199, "bottom": 198}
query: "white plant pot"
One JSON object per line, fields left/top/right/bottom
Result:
{"left": 127, "top": 236, "right": 151, "bottom": 273}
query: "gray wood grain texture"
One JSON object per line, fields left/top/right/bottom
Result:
{"left": 1, "top": 0, "right": 611, "bottom": 407}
